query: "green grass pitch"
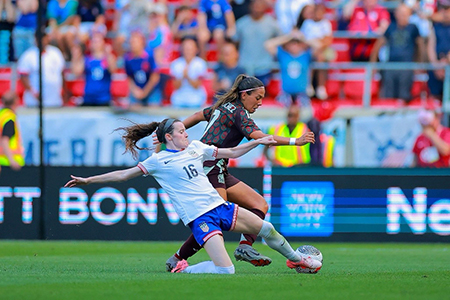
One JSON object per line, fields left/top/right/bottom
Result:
{"left": 0, "top": 241, "right": 449, "bottom": 300}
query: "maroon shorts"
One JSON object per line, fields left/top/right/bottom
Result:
{"left": 205, "top": 159, "right": 240, "bottom": 190}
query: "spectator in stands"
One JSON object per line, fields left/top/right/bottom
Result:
{"left": 300, "top": 1, "right": 334, "bottom": 100}
{"left": 412, "top": 108, "right": 450, "bottom": 167}
{"left": 427, "top": 0, "right": 450, "bottom": 100}
{"left": 235, "top": 0, "right": 281, "bottom": 85}
{"left": 13, "top": 0, "right": 37, "bottom": 61}
{"left": 169, "top": 36, "right": 208, "bottom": 108}
{"left": 73, "top": 0, "right": 106, "bottom": 44}
{"left": 197, "top": 0, "right": 236, "bottom": 60}
{"left": 18, "top": 30, "right": 65, "bottom": 107}
{"left": 71, "top": 32, "right": 117, "bottom": 106}
{"left": 0, "top": 0, "right": 15, "bottom": 64}
{"left": 406, "top": 0, "right": 435, "bottom": 38}
{"left": 213, "top": 39, "right": 246, "bottom": 101}
{"left": 125, "top": 31, "right": 161, "bottom": 108}
{"left": 276, "top": 0, "right": 314, "bottom": 34}
{"left": 171, "top": 5, "right": 199, "bottom": 40}
{"left": 0, "top": 91, "right": 24, "bottom": 172}
{"left": 113, "top": 0, "right": 150, "bottom": 57}
{"left": 370, "top": 4, "right": 425, "bottom": 103}
{"left": 295, "top": 3, "right": 315, "bottom": 30}
{"left": 146, "top": 3, "right": 173, "bottom": 66}
{"left": 47, "top": 0, "right": 79, "bottom": 59}
{"left": 263, "top": 104, "right": 312, "bottom": 167}
{"left": 264, "top": 30, "right": 317, "bottom": 108}
{"left": 343, "top": 0, "right": 391, "bottom": 61}
{"left": 230, "top": 0, "right": 251, "bottom": 21}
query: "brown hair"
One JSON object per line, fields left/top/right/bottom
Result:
{"left": 1, "top": 90, "right": 17, "bottom": 108}
{"left": 116, "top": 118, "right": 181, "bottom": 159}
{"left": 212, "top": 74, "right": 264, "bottom": 110}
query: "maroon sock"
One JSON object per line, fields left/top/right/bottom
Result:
{"left": 177, "top": 234, "right": 202, "bottom": 260}
{"left": 241, "top": 208, "right": 266, "bottom": 246}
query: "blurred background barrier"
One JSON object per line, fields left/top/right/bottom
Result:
{"left": 1, "top": 166, "right": 449, "bottom": 242}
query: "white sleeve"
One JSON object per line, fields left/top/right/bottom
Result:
{"left": 138, "top": 153, "right": 158, "bottom": 176}
{"left": 322, "top": 20, "right": 332, "bottom": 36}
{"left": 17, "top": 51, "right": 33, "bottom": 75}
{"left": 170, "top": 59, "right": 183, "bottom": 79}
{"left": 192, "top": 140, "right": 218, "bottom": 162}
{"left": 190, "top": 58, "right": 207, "bottom": 79}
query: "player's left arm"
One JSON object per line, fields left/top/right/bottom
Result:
{"left": 249, "top": 130, "right": 315, "bottom": 146}
{"left": 64, "top": 166, "right": 143, "bottom": 187}
{"left": 183, "top": 110, "right": 207, "bottom": 129}
{"left": 216, "top": 136, "right": 276, "bottom": 159}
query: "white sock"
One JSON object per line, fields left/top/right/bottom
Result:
{"left": 183, "top": 261, "right": 235, "bottom": 274}
{"left": 258, "top": 221, "right": 301, "bottom": 262}
{"left": 183, "top": 261, "right": 218, "bottom": 273}
{"left": 215, "top": 265, "right": 235, "bottom": 274}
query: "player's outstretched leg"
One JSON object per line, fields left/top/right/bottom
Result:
{"left": 227, "top": 183, "right": 272, "bottom": 267}
{"left": 233, "top": 207, "right": 322, "bottom": 271}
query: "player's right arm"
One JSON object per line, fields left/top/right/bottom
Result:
{"left": 64, "top": 166, "right": 143, "bottom": 187}
{"left": 249, "top": 130, "right": 315, "bottom": 146}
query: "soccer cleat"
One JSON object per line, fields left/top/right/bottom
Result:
{"left": 166, "top": 255, "right": 181, "bottom": 272}
{"left": 171, "top": 260, "right": 189, "bottom": 273}
{"left": 286, "top": 254, "right": 322, "bottom": 271}
{"left": 233, "top": 244, "right": 272, "bottom": 267}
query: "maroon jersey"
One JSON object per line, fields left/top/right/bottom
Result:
{"left": 200, "top": 101, "right": 260, "bottom": 168}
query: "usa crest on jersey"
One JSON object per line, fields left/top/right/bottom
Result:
{"left": 188, "top": 150, "right": 199, "bottom": 157}
{"left": 199, "top": 221, "right": 209, "bottom": 232}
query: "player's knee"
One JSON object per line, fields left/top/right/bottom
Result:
{"left": 259, "top": 201, "right": 269, "bottom": 214}
{"left": 215, "top": 265, "right": 235, "bottom": 274}
{"left": 258, "top": 221, "right": 275, "bottom": 239}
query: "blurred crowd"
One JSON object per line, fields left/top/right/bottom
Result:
{"left": 0, "top": 0, "right": 449, "bottom": 110}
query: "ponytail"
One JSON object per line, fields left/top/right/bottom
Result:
{"left": 116, "top": 118, "right": 180, "bottom": 159}
{"left": 213, "top": 74, "right": 264, "bottom": 110}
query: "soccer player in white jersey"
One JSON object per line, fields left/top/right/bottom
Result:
{"left": 64, "top": 118, "right": 322, "bottom": 274}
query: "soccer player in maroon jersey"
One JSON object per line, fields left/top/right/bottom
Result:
{"left": 166, "top": 74, "right": 315, "bottom": 271}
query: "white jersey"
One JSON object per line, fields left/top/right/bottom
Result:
{"left": 17, "top": 45, "right": 65, "bottom": 107}
{"left": 138, "top": 140, "right": 224, "bottom": 225}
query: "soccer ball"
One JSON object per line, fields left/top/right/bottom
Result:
{"left": 295, "top": 245, "right": 323, "bottom": 274}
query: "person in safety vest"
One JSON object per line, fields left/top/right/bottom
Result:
{"left": 0, "top": 91, "right": 24, "bottom": 172}
{"left": 263, "top": 104, "right": 312, "bottom": 167}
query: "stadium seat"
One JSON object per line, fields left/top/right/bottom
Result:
{"left": 0, "top": 67, "right": 12, "bottom": 98}
{"left": 342, "top": 69, "right": 380, "bottom": 100}
{"left": 331, "top": 38, "right": 350, "bottom": 62}
{"left": 266, "top": 78, "right": 281, "bottom": 99}
{"left": 111, "top": 72, "right": 129, "bottom": 98}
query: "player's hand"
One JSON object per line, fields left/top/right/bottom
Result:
{"left": 64, "top": 175, "right": 88, "bottom": 187}
{"left": 152, "top": 133, "right": 161, "bottom": 145}
{"left": 297, "top": 132, "right": 315, "bottom": 146}
{"left": 258, "top": 135, "right": 277, "bottom": 146}
{"left": 422, "top": 125, "right": 436, "bottom": 139}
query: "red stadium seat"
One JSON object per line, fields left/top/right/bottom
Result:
{"left": 331, "top": 38, "right": 350, "bottom": 62}
{"left": 111, "top": 72, "right": 129, "bottom": 98}
{"left": 342, "top": 69, "right": 380, "bottom": 100}
{"left": 0, "top": 67, "right": 12, "bottom": 98}
{"left": 266, "top": 78, "right": 281, "bottom": 98}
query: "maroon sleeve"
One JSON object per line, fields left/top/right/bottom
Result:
{"left": 203, "top": 106, "right": 213, "bottom": 121}
{"left": 234, "top": 108, "right": 260, "bottom": 140}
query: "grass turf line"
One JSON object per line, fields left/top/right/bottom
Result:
{"left": 0, "top": 241, "right": 449, "bottom": 300}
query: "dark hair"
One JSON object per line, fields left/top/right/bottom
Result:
{"left": 213, "top": 74, "right": 264, "bottom": 110}
{"left": 116, "top": 118, "right": 181, "bottom": 159}
{"left": 296, "top": 4, "right": 312, "bottom": 29}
